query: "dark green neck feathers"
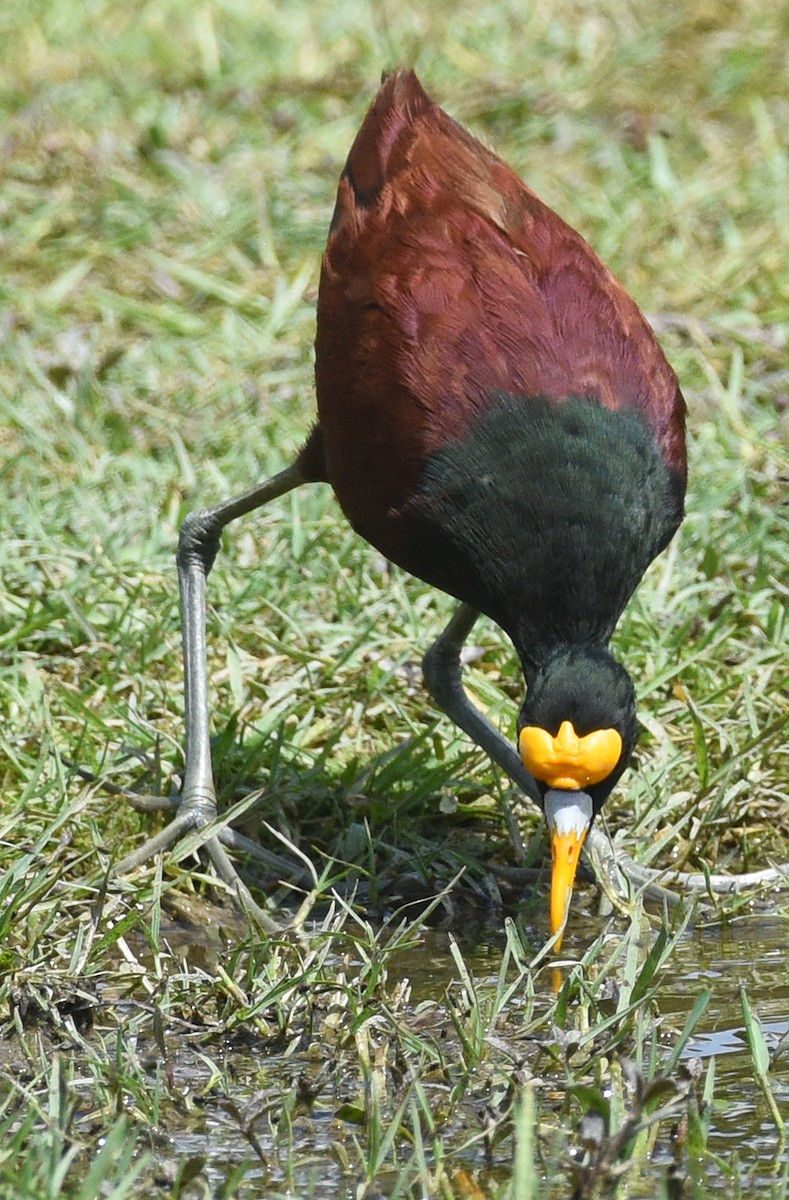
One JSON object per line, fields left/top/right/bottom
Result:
{"left": 400, "top": 393, "right": 683, "bottom": 670}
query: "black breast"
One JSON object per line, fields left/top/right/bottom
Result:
{"left": 390, "top": 393, "right": 683, "bottom": 662}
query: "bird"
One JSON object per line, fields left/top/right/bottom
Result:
{"left": 114, "top": 69, "right": 687, "bottom": 947}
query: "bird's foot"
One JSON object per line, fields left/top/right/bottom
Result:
{"left": 586, "top": 824, "right": 789, "bottom": 919}
{"left": 60, "top": 756, "right": 181, "bottom": 811}
{"left": 583, "top": 826, "right": 667, "bottom": 922}
{"left": 112, "top": 802, "right": 283, "bottom": 933}
{"left": 69, "top": 760, "right": 301, "bottom": 932}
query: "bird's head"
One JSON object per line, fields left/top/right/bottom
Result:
{"left": 516, "top": 644, "right": 638, "bottom": 948}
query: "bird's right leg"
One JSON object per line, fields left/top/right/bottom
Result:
{"left": 112, "top": 462, "right": 308, "bottom": 928}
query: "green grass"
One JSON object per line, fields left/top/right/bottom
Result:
{"left": 1, "top": 0, "right": 788, "bottom": 1196}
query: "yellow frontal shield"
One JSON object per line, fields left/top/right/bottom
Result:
{"left": 519, "top": 720, "right": 622, "bottom": 791}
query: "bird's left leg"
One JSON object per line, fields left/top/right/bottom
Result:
{"left": 112, "top": 462, "right": 308, "bottom": 928}
{"left": 422, "top": 602, "right": 541, "bottom": 857}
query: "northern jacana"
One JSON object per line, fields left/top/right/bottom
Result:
{"left": 116, "top": 70, "right": 687, "bottom": 945}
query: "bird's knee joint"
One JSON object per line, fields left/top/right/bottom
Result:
{"left": 177, "top": 508, "right": 222, "bottom": 573}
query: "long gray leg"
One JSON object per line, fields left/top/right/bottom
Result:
{"left": 422, "top": 603, "right": 542, "bottom": 858}
{"left": 113, "top": 462, "right": 307, "bottom": 928}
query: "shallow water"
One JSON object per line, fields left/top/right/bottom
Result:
{"left": 655, "top": 915, "right": 789, "bottom": 1187}
{"left": 399, "top": 911, "right": 789, "bottom": 1183}
{"left": 155, "top": 898, "right": 789, "bottom": 1197}
{"left": 570, "top": 908, "right": 787, "bottom": 1183}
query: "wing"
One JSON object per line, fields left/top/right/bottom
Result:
{"left": 315, "top": 71, "right": 686, "bottom": 594}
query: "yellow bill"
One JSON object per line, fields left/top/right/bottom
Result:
{"left": 544, "top": 789, "right": 593, "bottom": 951}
